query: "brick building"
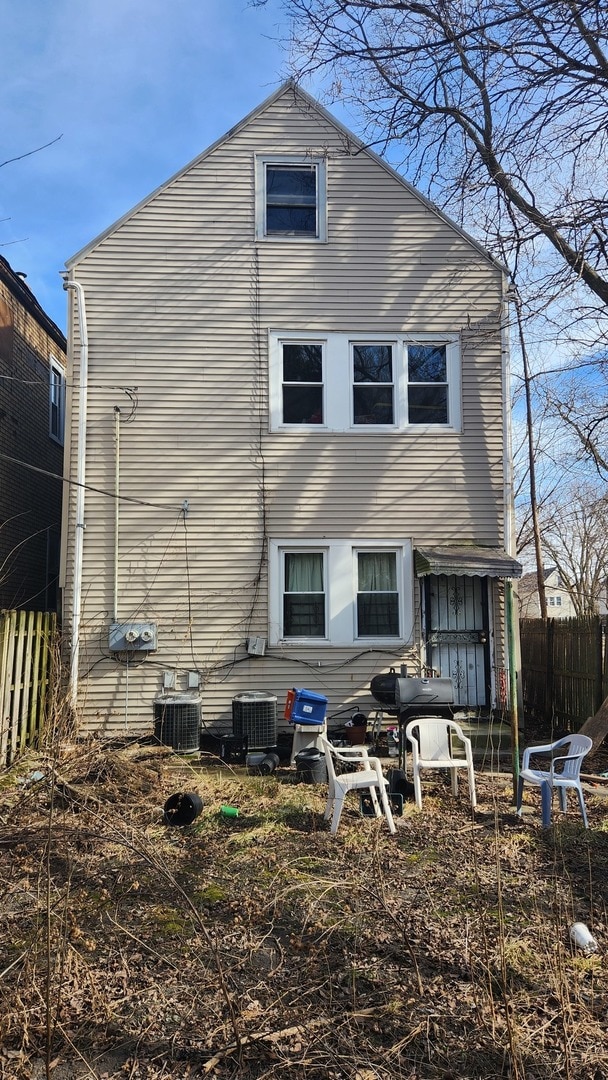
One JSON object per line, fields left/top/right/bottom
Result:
{"left": 0, "top": 255, "right": 66, "bottom": 610}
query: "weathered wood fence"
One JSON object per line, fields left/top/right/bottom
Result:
{"left": 0, "top": 610, "right": 57, "bottom": 766}
{"left": 520, "top": 616, "right": 608, "bottom": 729}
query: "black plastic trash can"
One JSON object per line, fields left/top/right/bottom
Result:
{"left": 295, "top": 747, "right": 327, "bottom": 784}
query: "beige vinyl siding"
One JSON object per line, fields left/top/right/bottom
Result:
{"left": 63, "top": 85, "right": 510, "bottom": 735}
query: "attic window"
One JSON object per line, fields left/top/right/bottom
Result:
{"left": 256, "top": 156, "right": 327, "bottom": 241}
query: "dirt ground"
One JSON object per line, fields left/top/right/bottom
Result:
{"left": 1, "top": 738, "right": 607, "bottom": 1080}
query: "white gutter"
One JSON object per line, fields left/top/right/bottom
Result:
{"left": 63, "top": 277, "right": 89, "bottom": 712}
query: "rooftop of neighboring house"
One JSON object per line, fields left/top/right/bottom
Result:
{"left": 0, "top": 254, "right": 66, "bottom": 353}
{"left": 519, "top": 566, "right": 562, "bottom": 592}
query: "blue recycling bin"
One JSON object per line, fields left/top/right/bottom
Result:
{"left": 290, "top": 688, "right": 328, "bottom": 726}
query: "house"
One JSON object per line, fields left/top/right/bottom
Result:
{"left": 61, "top": 81, "right": 521, "bottom": 738}
{"left": 0, "top": 255, "right": 66, "bottom": 610}
{"left": 519, "top": 566, "right": 577, "bottom": 619}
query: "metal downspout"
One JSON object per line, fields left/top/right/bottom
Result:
{"left": 63, "top": 278, "right": 89, "bottom": 712}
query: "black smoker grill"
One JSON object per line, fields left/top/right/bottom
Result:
{"left": 370, "top": 671, "right": 454, "bottom": 716}
{"left": 395, "top": 676, "right": 454, "bottom": 712}
{"left": 370, "top": 671, "right": 455, "bottom": 768}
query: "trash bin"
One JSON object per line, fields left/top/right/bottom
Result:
{"left": 295, "top": 747, "right": 327, "bottom": 783}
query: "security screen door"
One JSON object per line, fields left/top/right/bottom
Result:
{"left": 422, "top": 574, "right": 490, "bottom": 708}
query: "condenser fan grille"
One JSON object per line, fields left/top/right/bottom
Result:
{"left": 232, "top": 692, "right": 277, "bottom": 749}
{"left": 154, "top": 696, "right": 201, "bottom": 754}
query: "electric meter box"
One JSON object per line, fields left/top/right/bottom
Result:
{"left": 109, "top": 622, "right": 158, "bottom": 652}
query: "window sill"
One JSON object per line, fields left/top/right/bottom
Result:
{"left": 256, "top": 234, "right": 328, "bottom": 243}
{"left": 272, "top": 638, "right": 407, "bottom": 648}
{"left": 270, "top": 424, "right": 460, "bottom": 435}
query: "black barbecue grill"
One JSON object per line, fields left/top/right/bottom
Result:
{"left": 370, "top": 670, "right": 455, "bottom": 767}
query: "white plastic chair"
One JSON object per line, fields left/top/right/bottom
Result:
{"left": 320, "top": 737, "right": 396, "bottom": 835}
{"left": 405, "top": 717, "right": 477, "bottom": 810}
{"left": 516, "top": 734, "right": 592, "bottom": 827}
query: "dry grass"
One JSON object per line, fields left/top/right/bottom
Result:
{"left": 0, "top": 735, "right": 607, "bottom": 1080}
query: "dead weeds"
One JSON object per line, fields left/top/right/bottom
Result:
{"left": 0, "top": 738, "right": 607, "bottom": 1079}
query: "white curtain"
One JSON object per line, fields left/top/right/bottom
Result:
{"left": 285, "top": 552, "right": 324, "bottom": 592}
{"left": 358, "top": 552, "right": 396, "bottom": 592}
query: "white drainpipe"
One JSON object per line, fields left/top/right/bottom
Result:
{"left": 64, "top": 277, "right": 89, "bottom": 712}
{"left": 501, "top": 271, "right": 517, "bottom": 564}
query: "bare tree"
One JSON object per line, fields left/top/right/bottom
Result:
{"left": 546, "top": 370, "right": 608, "bottom": 478}
{"left": 267, "top": 1, "right": 608, "bottom": 307}
{"left": 532, "top": 481, "right": 608, "bottom": 615}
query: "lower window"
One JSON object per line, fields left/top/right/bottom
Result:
{"left": 283, "top": 551, "right": 326, "bottom": 637}
{"left": 356, "top": 551, "right": 399, "bottom": 636}
{"left": 269, "top": 539, "right": 413, "bottom": 645}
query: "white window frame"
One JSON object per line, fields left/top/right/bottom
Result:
{"left": 270, "top": 334, "right": 328, "bottom": 429}
{"left": 281, "top": 548, "right": 328, "bottom": 640}
{"left": 49, "top": 357, "right": 66, "bottom": 445}
{"left": 269, "top": 331, "right": 461, "bottom": 432}
{"left": 255, "top": 155, "right": 327, "bottom": 242}
{"left": 269, "top": 538, "right": 413, "bottom": 646}
{"left": 352, "top": 342, "right": 396, "bottom": 427}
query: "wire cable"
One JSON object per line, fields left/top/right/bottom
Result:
{"left": 0, "top": 451, "right": 182, "bottom": 511}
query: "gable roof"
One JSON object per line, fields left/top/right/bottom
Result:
{"left": 66, "top": 80, "right": 506, "bottom": 273}
{"left": 519, "top": 567, "right": 572, "bottom": 599}
{"left": 0, "top": 253, "right": 66, "bottom": 352}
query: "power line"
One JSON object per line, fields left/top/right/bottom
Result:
{"left": 0, "top": 451, "right": 182, "bottom": 512}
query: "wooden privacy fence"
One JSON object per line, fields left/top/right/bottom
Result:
{"left": 520, "top": 616, "right": 608, "bottom": 729}
{"left": 0, "top": 610, "right": 57, "bottom": 766}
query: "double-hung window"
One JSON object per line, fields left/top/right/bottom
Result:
{"left": 353, "top": 344, "right": 394, "bottom": 425}
{"left": 283, "top": 551, "right": 326, "bottom": 637}
{"left": 270, "top": 539, "right": 413, "bottom": 645}
{"left": 255, "top": 156, "right": 327, "bottom": 241}
{"left": 282, "top": 342, "right": 324, "bottom": 424}
{"left": 407, "top": 343, "right": 449, "bottom": 424}
{"left": 49, "top": 357, "right": 66, "bottom": 445}
{"left": 356, "top": 550, "right": 399, "bottom": 636}
{"left": 270, "top": 332, "right": 461, "bottom": 431}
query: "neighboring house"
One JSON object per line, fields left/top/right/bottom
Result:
{"left": 519, "top": 566, "right": 577, "bottom": 619}
{"left": 0, "top": 255, "right": 66, "bottom": 610}
{"left": 61, "top": 81, "right": 521, "bottom": 737}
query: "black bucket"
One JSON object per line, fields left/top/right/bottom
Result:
{"left": 220, "top": 734, "right": 248, "bottom": 764}
{"left": 387, "top": 768, "right": 415, "bottom": 811}
{"left": 259, "top": 752, "right": 280, "bottom": 775}
{"left": 295, "top": 747, "right": 327, "bottom": 784}
{"left": 163, "top": 792, "right": 203, "bottom": 826}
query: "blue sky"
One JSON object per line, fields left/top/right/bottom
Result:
{"left": 0, "top": 0, "right": 328, "bottom": 332}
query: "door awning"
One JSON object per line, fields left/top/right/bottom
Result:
{"left": 414, "top": 545, "right": 522, "bottom": 579}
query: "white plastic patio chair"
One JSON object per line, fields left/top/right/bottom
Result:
{"left": 516, "top": 734, "right": 592, "bottom": 828}
{"left": 319, "top": 737, "right": 396, "bottom": 835}
{"left": 405, "top": 717, "right": 477, "bottom": 810}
